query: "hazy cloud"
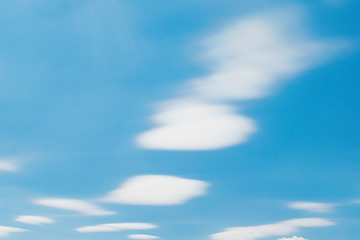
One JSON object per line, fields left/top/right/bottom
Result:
{"left": 0, "top": 226, "right": 26, "bottom": 237}
{"left": 0, "top": 161, "right": 19, "bottom": 172}
{"left": 34, "top": 198, "right": 115, "bottom": 216}
{"left": 278, "top": 237, "right": 307, "bottom": 240}
{"left": 15, "top": 215, "right": 54, "bottom": 225}
{"left": 210, "top": 218, "right": 334, "bottom": 240}
{"left": 128, "top": 234, "right": 160, "bottom": 239}
{"left": 102, "top": 175, "right": 209, "bottom": 205}
{"left": 288, "top": 201, "right": 336, "bottom": 213}
{"left": 76, "top": 223, "right": 158, "bottom": 233}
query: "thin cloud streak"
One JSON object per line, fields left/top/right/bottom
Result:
{"left": 76, "top": 223, "right": 158, "bottom": 233}
{"left": 15, "top": 215, "right": 55, "bottom": 225}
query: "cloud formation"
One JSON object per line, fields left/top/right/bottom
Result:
{"left": 102, "top": 175, "right": 209, "bottom": 205}
{"left": 278, "top": 237, "right": 307, "bottom": 240}
{"left": 0, "top": 161, "right": 19, "bottom": 172}
{"left": 136, "top": 7, "right": 343, "bottom": 151}
{"left": 288, "top": 201, "right": 335, "bottom": 213}
{"left": 0, "top": 226, "right": 26, "bottom": 237}
{"left": 15, "top": 215, "right": 54, "bottom": 225}
{"left": 210, "top": 218, "right": 334, "bottom": 240}
{"left": 76, "top": 223, "right": 158, "bottom": 233}
{"left": 34, "top": 198, "right": 115, "bottom": 216}
{"left": 128, "top": 234, "right": 160, "bottom": 239}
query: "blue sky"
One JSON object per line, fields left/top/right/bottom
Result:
{"left": 0, "top": 0, "right": 359, "bottom": 240}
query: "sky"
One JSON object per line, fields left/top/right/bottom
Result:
{"left": 0, "top": 0, "right": 359, "bottom": 239}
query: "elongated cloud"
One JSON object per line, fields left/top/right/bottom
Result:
{"left": 0, "top": 226, "right": 26, "bottom": 237}
{"left": 76, "top": 223, "right": 158, "bottom": 233}
{"left": 278, "top": 237, "right": 307, "bottom": 240}
{"left": 288, "top": 201, "right": 336, "bottom": 213}
{"left": 34, "top": 198, "right": 115, "bottom": 216}
{"left": 136, "top": 7, "right": 344, "bottom": 151}
{"left": 210, "top": 218, "right": 334, "bottom": 240}
{"left": 0, "top": 161, "right": 19, "bottom": 172}
{"left": 128, "top": 234, "right": 160, "bottom": 239}
{"left": 15, "top": 215, "right": 54, "bottom": 225}
{"left": 102, "top": 175, "right": 209, "bottom": 205}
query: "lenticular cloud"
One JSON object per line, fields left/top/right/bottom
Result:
{"left": 136, "top": 7, "right": 343, "bottom": 151}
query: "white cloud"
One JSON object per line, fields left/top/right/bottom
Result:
{"left": 128, "top": 234, "right": 160, "bottom": 239}
{"left": 0, "top": 161, "right": 19, "bottom": 172}
{"left": 136, "top": 100, "right": 256, "bottom": 150}
{"left": 0, "top": 226, "right": 26, "bottom": 237}
{"left": 15, "top": 215, "right": 54, "bottom": 225}
{"left": 278, "top": 237, "right": 307, "bottom": 240}
{"left": 76, "top": 223, "right": 158, "bottom": 233}
{"left": 34, "top": 198, "right": 115, "bottom": 216}
{"left": 210, "top": 218, "right": 334, "bottom": 240}
{"left": 288, "top": 201, "right": 335, "bottom": 213}
{"left": 102, "top": 175, "right": 209, "bottom": 205}
{"left": 136, "top": 7, "right": 343, "bottom": 151}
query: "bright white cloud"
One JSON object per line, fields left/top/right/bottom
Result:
{"left": 288, "top": 201, "right": 335, "bottom": 213}
{"left": 15, "top": 215, "right": 54, "bottom": 225}
{"left": 34, "top": 198, "right": 115, "bottom": 216}
{"left": 136, "top": 100, "right": 256, "bottom": 150}
{"left": 210, "top": 218, "right": 334, "bottom": 240}
{"left": 128, "top": 234, "right": 160, "bottom": 239}
{"left": 76, "top": 223, "right": 158, "bottom": 233}
{"left": 136, "top": 7, "right": 343, "bottom": 151}
{"left": 0, "top": 226, "right": 26, "bottom": 237}
{"left": 102, "top": 175, "right": 209, "bottom": 205}
{"left": 278, "top": 237, "right": 307, "bottom": 240}
{"left": 0, "top": 161, "right": 19, "bottom": 172}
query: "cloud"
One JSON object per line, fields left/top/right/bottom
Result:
{"left": 76, "top": 223, "right": 158, "bottom": 233}
{"left": 135, "top": 7, "right": 344, "bottom": 151}
{"left": 0, "top": 161, "right": 19, "bottom": 172}
{"left": 136, "top": 100, "right": 256, "bottom": 150}
{"left": 210, "top": 218, "right": 334, "bottom": 240}
{"left": 15, "top": 215, "right": 54, "bottom": 225}
{"left": 288, "top": 201, "right": 335, "bottom": 213}
{"left": 128, "top": 234, "right": 160, "bottom": 239}
{"left": 0, "top": 226, "right": 26, "bottom": 237}
{"left": 101, "top": 175, "right": 209, "bottom": 205}
{"left": 278, "top": 237, "right": 307, "bottom": 240}
{"left": 34, "top": 198, "right": 115, "bottom": 216}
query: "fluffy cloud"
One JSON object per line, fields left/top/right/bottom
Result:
{"left": 278, "top": 237, "right": 307, "bottom": 240}
{"left": 0, "top": 226, "right": 26, "bottom": 237}
{"left": 136, "top": 100, "right": 256, "bottom": 150}
{"left": 128, "top": 234, "right": 160, "bottom": 239}
{"left": 210, "top": 218, "right": 334, "bottom": 240}
{"left": 34, "top": 198, "right": 115, "bottom": 216}
{"left": 102, "top": 175, "right": 209, "bottom": 205}
{"left": 0, "top": 161, "right": 19, "bottom": 172}
{"left": 288, "top": 201, "right": 335, "bottom": 213}
{"left": 135, "top": 7, "right": 343, "bottom": 151}
{"left": 15, "top": 215, "right": 54, "bottom": 225}
{"left": 76, "top": 223, "right": 158, "bottom": 233}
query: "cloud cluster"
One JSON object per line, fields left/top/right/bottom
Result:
{"left": 76, "top": 223, "right": 158, "bottom": 233}
{"left": 210, "top": 218, "right": 334, "bottom": 240}
{"left": 102, "top": 175, "right": 209, "bottom": 205}
{"left": 0, "top": 226, "right": 26, "bottom": 237}
{"left": 288, "top": 201, "right": 336, "bottom": 213}
{"left": 15, "top": 215, "right": 54, "bottom": 225}
{"left": 34, "top": 198, "right": 115, "bottom": 216}
{"left": 136, "top": 7, "right": 342, "bottom": 151}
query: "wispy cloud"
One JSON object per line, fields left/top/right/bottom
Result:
{"left": 210, "top": 218, "right": 334, "bottom": 240}
{"left": 136, "top": 7, "right": 345, "bottom": 151}
{"left": 0, "top": 226, "right": 26, "bottom": 237}
{"left": 0, "top": 161, "right": 19, "bottom": 172}
{"left": 101, "top": 175, "right": 209, "bottom": 205}
{"left": 15, "top": 215, "right": 54, "bottom": 225}
{"left": 128, "top": 234, "right": 160, "bottom": 239}
{"left": 76, "top": 223, "right": 158, "bottom": 233}
{"left": 34, "top": 198, "right": 115, "bottom": 216}
{"left": 288, "top": 201, "right": 336, "bottom": 213}
{"left": 278, "top": 237, "right": 307, "bottom": 240}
